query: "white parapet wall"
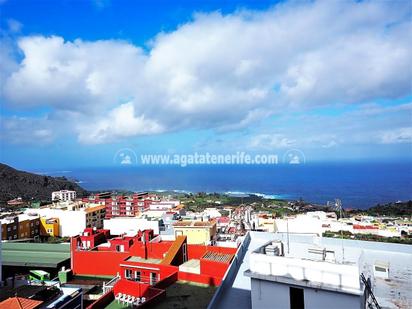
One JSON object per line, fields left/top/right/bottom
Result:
{"left": 103, "top": 217, "right": 160, "bottom": 235}
{"left": 249, "top": 252, "right": 361, "bottom": 294}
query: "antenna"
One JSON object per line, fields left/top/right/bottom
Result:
{"left": 334, "top": 199, "right": 345, "bottom": 262}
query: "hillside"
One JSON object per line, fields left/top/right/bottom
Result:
{"left": 0, "top": 163, "right": 88, "bottom": 202}
{"left": 366, "top": 200, "right": 412, "bottom": 216}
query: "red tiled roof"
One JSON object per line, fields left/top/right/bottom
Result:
{"left": 218, "top": 217, "right": 230, "bottom": 223}
{"left": 0, "top": 297, "right": 43, "bottom": 309}
{"left": 353, "top": 224, "right": 378, "bottom": 230}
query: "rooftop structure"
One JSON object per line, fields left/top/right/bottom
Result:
{"left": 1, "top": 242, "right": 70, "bottom": 269}
{"left": 71, "top": 227, "right": 237, "bottom": 308}
{"left": 173, "top": 220, "right": 217, "bottom": 245}
{"left": 103, "top": 216, "right": 161, "bottom": 236}
{"left": 0, "top": 281, "right": 83, "bottom": 309}
{"left": 209, "top": 231, "right": 412, "bottom": 309}
{"left": 0, "top": 296, "right": 43, "bottom": 309}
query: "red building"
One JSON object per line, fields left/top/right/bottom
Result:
{"left": 82, "top": 192, "right": 159, "bottom": 218}
{"left": 71, "top": 227, "right": 237, "bottom": 308}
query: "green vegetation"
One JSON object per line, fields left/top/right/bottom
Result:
{"left": 323, "top": 231, "right": 412, "bottom": 245}
{"left": 365, "top": 200, "right": 412, "bottom": 217}
{"left": 164, "top": 191, "right": 291, "bottom": 213}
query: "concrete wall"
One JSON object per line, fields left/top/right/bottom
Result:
{"left": 174, "top": 227, "right": 213, "bottom": 245}
{"left": 250, "top": 278, "right": 361, "bottom": 309}
{"left": 249, "top": 252, "right": 360, "bottom": 294}
{"left": 103, "top": 218, "right": 160, "bottom": 235}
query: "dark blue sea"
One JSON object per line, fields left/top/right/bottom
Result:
{"left": 35, "top": 162, "right": 412, "bottom": 209}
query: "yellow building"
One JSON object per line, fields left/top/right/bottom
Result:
{"left": 173, "top": 220, "right": 217, "bottom": 245}
{"left": 40, "top": 217, "right": 59, "bottom": 237}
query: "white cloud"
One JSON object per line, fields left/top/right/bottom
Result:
{"left": 249, "top": 134, "right": 295, "bottom": 149}
{"left": 322, "top": 140, "right": 338, "bottom": 148}
{"left": 77, "top": 102, "right": 164, "bottom": 144}
{"left": 1, "top": 0, "right": 411, "bottom": 144}
{"left": 379, "top": 127, "right": 412, "bottom": 144}
{"left": 0, "top": 116, "right": 55, "bottom": 144}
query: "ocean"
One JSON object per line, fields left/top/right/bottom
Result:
{"left": 36, "top": 162, "right": 412, "bottom": 209}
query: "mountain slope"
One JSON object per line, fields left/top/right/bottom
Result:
{"left": 0, "top": 163, "right": 88, "bottom": 202}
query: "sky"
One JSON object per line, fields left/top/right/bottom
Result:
{"left": 0, "top": 0, "right": 411, "bottom": 169}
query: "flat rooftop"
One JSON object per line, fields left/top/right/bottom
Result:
{"left": 202, "top": 251, "right": 233, "bottom": 263}
{"left": 1, "top": 242, "right": 70, "bottom": 268}
{"left": 174, "top": 221, "right": 215, "bottom": 227}
{"left": 124, "top": 256, "right": 161, "bottom": 264}
{"left": 209, "top": 232, "right": 412, "bottom": 309}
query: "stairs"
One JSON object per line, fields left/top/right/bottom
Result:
{"left": 161, "top": 236, "right": 187, "bottom": 265}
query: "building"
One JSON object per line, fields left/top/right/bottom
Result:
{"left": 52, "top": 190, "right": 76, "bottom": 202}
{"left": 83, "top": 192, "right": 159, "bottom": 219}
{"left": 70, "top": 227, "right": 237, "bottom": 308}
{"left": 1, "top": 242, "right": 70, "bottom": 280}
{"left": 0, "top": 283, "right": 82, "bottom": 309}
{"left": 40, "top": 217, "right": 59, "bottom": 237}
{"left": 148, "top": 200, "right": 180, "bottom": 210}
{"left": 1, "top": 216, "right": 18, "bottom": 240}
{"left": 208, "top": 231, "right": 412, "bottom": 309}
{"left": 245, "top": 240, "right": 361, "bottom": 309}
{"left": 17, "top": 214, "right": 40, "bottom": 239}
{"left": 173, "top": 220, "right": 217, "bottom": 245}
{"left": 1, "top": 214, "right": 40, "bottom": 240}
{"left": 6, "top": 197, "right": 24, "bottom": 207}
{"left": 0, "top": 296, "right": 43, "bottom": 308}
{"left": 103, "top": 216, "right": 161, "bottom": 235}
{"left": 25, "top": 202, "right": 106, "bottom": 237}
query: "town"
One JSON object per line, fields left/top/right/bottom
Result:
{"left": 0, "top": 190, "right": 411, "bottom": 308}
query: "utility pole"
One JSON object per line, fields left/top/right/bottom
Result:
{"left": 286, "top": 217, "right": 290, "bottom": 254}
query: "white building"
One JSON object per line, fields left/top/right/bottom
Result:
{"left": 246, "top": 240, "right": 362, "bottom": 309}
{"left": 25, "top": 202, "right": 105, "bottom": 237}
{"left": 148, "top": 200, "right": 180, "bottom": 210}
{"left": 208, "top": 231, "right": 412, "bottom": 309}
{"left": 103, "top": 216, "right": 160, "bottom": 235}
{"left": 52, "top": 190, "right": 77, "bottom": 202}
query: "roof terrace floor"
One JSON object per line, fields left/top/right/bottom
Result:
{"left": 152, "top": 281, "right": 217, "bottom": 309}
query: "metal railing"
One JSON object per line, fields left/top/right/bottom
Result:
{"left": 360, "top": 273, "right": 381, "bottom": 309}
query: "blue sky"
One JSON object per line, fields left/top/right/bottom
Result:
{"left": 0, "top": 0, "right": 411, "bottom": 169}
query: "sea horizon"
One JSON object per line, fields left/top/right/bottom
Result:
{"left": 28, "top": 161, "right": 412, "bottom": 210}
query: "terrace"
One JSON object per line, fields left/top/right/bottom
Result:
{"left": 72, "top": 228, "right": 237, "bottom": 308}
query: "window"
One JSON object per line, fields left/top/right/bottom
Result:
{"left": 135, "top": 271, "right": 141, "bottom": 282}
{"left": 125, "top": 269, "right": 132, "bottom": 279}
{"left": 150, "top": 272, "right": 157, "bottom": 285}
{"left": 290, "top": 287, "right": 304, "bottom": 309}
{"left": 183, "top": 243, "right": 187, "bottom": 262}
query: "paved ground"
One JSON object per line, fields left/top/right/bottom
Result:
{"left": 152, "top": 281, "right": 217, "bottom": 309}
